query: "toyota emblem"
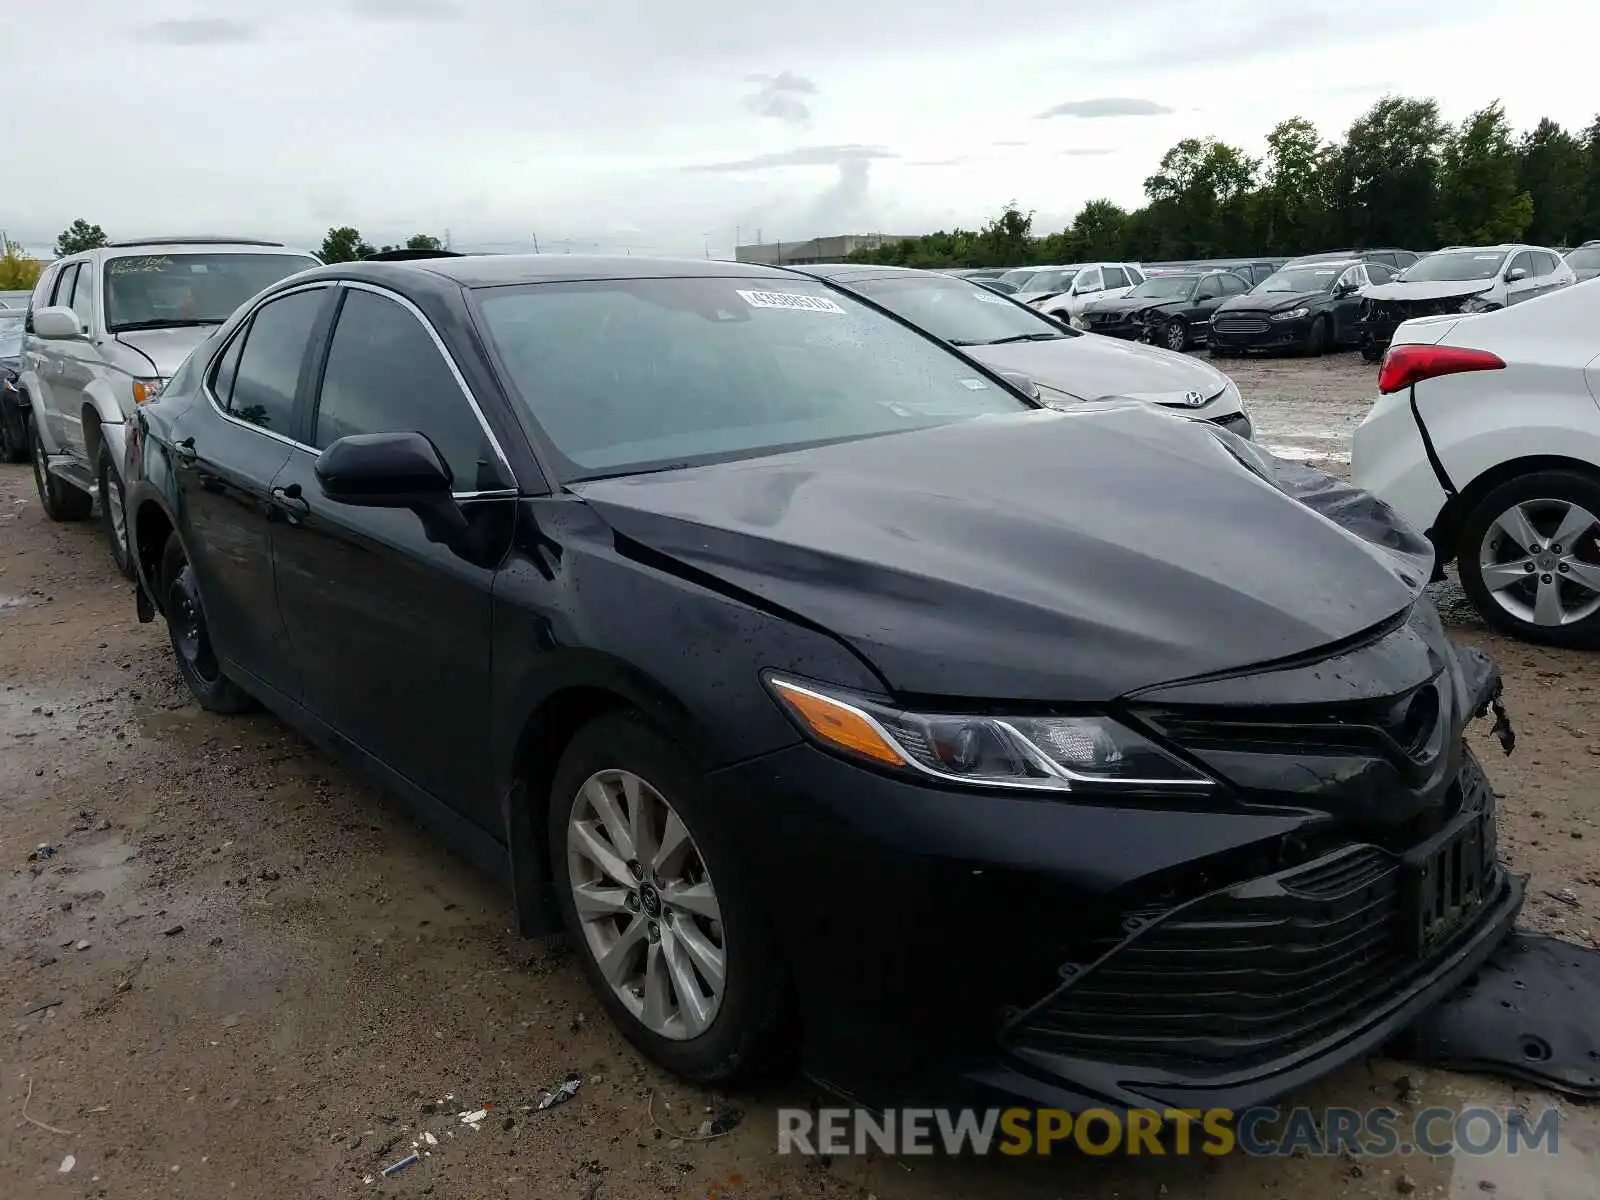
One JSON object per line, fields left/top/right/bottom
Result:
{"left": 1183, "top": 390, "right": 1206, "bottom": 408}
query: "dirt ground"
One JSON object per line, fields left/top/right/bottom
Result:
{"left": 4, "top": 352, "right": 1599, "bottom": 1199}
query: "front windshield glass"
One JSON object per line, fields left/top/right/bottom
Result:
{"left": 1023, "top": 269, "right": 1078, "bottom": 293}
{"left": 474, "top": 277, "right": 1034, "bottom": 478}
{"left": 997, "top": 268, "right": 1038, "bottom": 287}
{"left": 1124, "top": 276, "right": 1196, "bottom": 299}
{"left": 102, "top": 252, "right": 319, "bottom": 332}
{"left": 0, "top": 313, "right": 22, "bottom": 358}
{"left": 1566, "top": 246, "right": 1600, "bottom": 271}
{"left": 1398, "top": 251, "right": 1507, "bottom": 283}
{"left": 848, "top": 275, "right": 1071, "bottom": 346}
{"left": 1252, "top": 266, "right": 1345, "bottom": 294}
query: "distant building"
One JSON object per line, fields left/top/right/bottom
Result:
{"left": 735, "top": 234, "right": 915, "bottom": 266}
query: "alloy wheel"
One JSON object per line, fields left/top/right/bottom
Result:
{"left": 105, "top": 471, "right": 128, "bottom": 556}
{"left": 566, "top": 769, "right": 725, "bottom": 1041}
{"left": 1477, "top": 498, "right": 1600, "bottom": 627}
{"left": 1165, "top": 320, "right": 1187, "bottom": 352}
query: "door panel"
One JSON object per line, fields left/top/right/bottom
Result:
{"left": 271, "top": 284, "right": 514, "bottom": 829}
{"left": 175, "top": 286, "right": 331, "bottom": 695}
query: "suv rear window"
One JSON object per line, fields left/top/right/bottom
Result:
{"left": 103, "top": 252, "right": 319, "bottom": 333}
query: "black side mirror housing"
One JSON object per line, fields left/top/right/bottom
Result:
{"left": 314, "top": 431, "right": 469, "bottom": 544}
{"left": 314, "top": 430, "right": 454, "bottom": 506}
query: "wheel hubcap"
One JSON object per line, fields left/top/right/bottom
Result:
{"left": 106, "top": 475, "right": 127, "bottom": 550}
{"left": 1167, "top": 324, "right": 1184, "bottom": 350}
{"left": 1478, "top": 498, "right": 1600, "bottom": 627}
{"left": 567, "top": 769, "right": 725, "bottom": 1041}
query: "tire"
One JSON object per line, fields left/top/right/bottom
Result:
{"left": 1302, "top": 316, "right": 1329, "bottom": 356}
{"left": 548, "top": 711, "right": 791, "bottom": 1083}
{"left": 0, "top": 403, "right": 27, "bottom": 464}
{"left": 30, "top": 420, "right": 93, "bottom": 521}
{"left": 1361, "top": 339, "right": 1384, "bottom": 363}
{"left": 99, "top": 445, "right": 134, "bottom": 579}
{"left": 1456, "top": 469, "right": 1600, "bottom": 650}
{"left": 159, "top": 535, "right": 256, "bottom": 712}
{"left": 1209, "top": 347, "right": 1237, "bottom": 359}
{"left": 1163, "top": 318, "right": 1190, "bottom": 353}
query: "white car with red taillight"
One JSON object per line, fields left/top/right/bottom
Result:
{"left": 1351, "top": 281, "right": 1600, "bottom": 649}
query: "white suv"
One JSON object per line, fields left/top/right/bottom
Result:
{"left": 21, "top": 237, "right": 320, "bottom": 574}
{"left": 1027, "top": 262, "right": 1146, "bottom": 324}
{"left": 1351, "top": 279, "right": 1600, "bottom": 648}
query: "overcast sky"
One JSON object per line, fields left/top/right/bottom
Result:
{"left": 3, "top": 0, "right": 1593, "bottom": 258}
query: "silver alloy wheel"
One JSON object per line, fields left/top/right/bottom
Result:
{"left": 566, "top": 769, "right": 725, "bottom": 1040}
{"left": 1165, "top": 319, "right": 1186, "bottom": 352}
{"left": 105, "top": 470, "right": 127, "bottom": 553}
{"left": 1477, "top": 498, "right": 1600, "bottom": 627}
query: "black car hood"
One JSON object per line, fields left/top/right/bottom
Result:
{"left": 572, "top": 406, "right": 1430, "bottom": 702}
{"left": 1085, "top": 296, "right": 1152, "bottom": 316}
{"left": 1217, "top": 290, "right": 1326, "bottom": 314}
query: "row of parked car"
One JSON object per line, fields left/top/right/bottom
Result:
{"left": 0, "top": 235, "right": 1591, "bottom": 1120}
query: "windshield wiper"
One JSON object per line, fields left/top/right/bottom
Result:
{"left": 110, "top": 318, "right": 225, "bottom": 332}
{"left": 983, "top": 332, "right": 1066, "bottom": 345}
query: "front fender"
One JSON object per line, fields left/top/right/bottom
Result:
{"left": 80, "top": 381, "right": 129, "bottom": 468}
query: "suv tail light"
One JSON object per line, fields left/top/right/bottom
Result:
{"left": 1378, "top": 344, "right": 1505, "bottom": 394}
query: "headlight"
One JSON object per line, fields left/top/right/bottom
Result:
{"left": 766, "top": 675, "right": 1213, "bottom": 791}
{"left": 1270, "top": 307, "right": 1310, "bottom": 322}
{"left": 132, "top": 377, "right": 168, "bottom": 405}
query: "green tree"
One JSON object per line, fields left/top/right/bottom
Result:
{"left": 1141, "top": 138, "right": 1259, "bottom": 257}
{"left": 1254, "top": 118, "right": 1329, "bottom": 253}
{"left": 54, "top": 218, "right": 108, "bottom": 257}
{"left": 1435, "top": 102, "right": 1533, "bottom": 245}
{"left": 1324, "top": 96, "right": 1446, "bottom": 249}
{"left": 1067, "top": 200, "right": 1128, "bottom": 260}
{"left": 318, "top": 226, "right": 375, "bottom": 263}
{"left": 1517, "top": 118, "right": 1586, "bottom": 245}
{"left": 1579, "top": 115, "right": 1600, "bottom": 242}
{"left": 975, "top": 204, "right": 1034, "bottom": 267}
{"left": 405, "top": 233, "right": 444, "bottom": 250}
{"left": 0, "top": 241, "right": 43, "bottom": 289}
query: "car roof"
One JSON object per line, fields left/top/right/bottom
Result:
{"left": 363, "top": 253, "right": 804, "bottom": 288}
{"left": 1280, "top": 258, "right": 1361, "bottom": 270}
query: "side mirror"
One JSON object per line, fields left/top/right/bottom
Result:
{"left": 315, "top": 431, "right": 468, "bottom": 544}
{"left": 1506, "top": 267, "right": 1528, "bottom": 282}
{"left": 33, "top": 306, "right": 85, "bottom": 340}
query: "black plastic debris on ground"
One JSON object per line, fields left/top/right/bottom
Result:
{"left": 1395, "top": 930, "right": 1600, "bottom": 1099}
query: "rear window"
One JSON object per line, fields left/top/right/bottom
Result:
{"left": 102, "top": 252, "right": 319, "bottom": 332}
{"left": 474, "top": 277, "right": 1032, "bottom": 478}
{"left": 1567, "top": 246, "right": 1600, "bottom": 271}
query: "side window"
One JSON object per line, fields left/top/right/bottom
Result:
{"left": 210, "top": 326, "right": 248, "bottom": 408}
{"left": 1367, "top": 263, "right": 1395, "bottom": 284}
{"left": 71, "top": 263, "right": 98, "bottom": 331}
{"left": 1508, "top": 251, "right": 1536, "bottom": 280}
{"left": 1370, "top": 253, "right": 1397, "bottom": 268}
{"left": 1102, "top": 266, "right": 1128, "bottom": 288}
{"left": 1220, "top": 273, "right": 1250, "bottom": 295}
{"left": 1536, "top": 251, "right": 1562, "bottom": 275}
{"left": 228, "top": 289, "right": 326, "bottom": 433}
{"left": 1077, "top": 268, "right": 1103, "bottom": 293}
{"left": 1196, "top": 276, "right": 1222, "bottom": 300}
{"left": 50, "top": 263, "right": 79, "bottom": 308}
{"left": 25, "top": 267, "right": 57, "bottom": 332}
{"left": 313, "top": 288, "right": 500, "bottom": 492}
{"left": 1126, "top": 266, "right": 1145, "bottom": 284}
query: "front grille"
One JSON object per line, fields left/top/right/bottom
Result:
{"left": 1006, "top": 758, "right": 1500, "bottom": 1069}
{"left": 1213, "top": 316, "right": 1270, "bottom": 334}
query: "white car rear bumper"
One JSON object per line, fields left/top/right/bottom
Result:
{"left": 1351, "top": 389, "right": 1449, "bottom": 540}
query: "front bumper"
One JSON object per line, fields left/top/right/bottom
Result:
{"left": 716, "top": 665, "right": 1519, "bottom": 1115}
{"left": 1208, "top": 410, "right": 1253, "bottom": 440}
{"left": 1208, "top": 314, "right": 1309, "bottom": 351}
{"left": 1078, "top": 317, "right": 1142, "bottom": 340}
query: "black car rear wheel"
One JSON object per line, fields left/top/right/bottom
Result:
{"left": 160, "top": 535, "right": 256, "bottom": 713}
{"left": 549, "top": 711, "right": 791, "bottom": 1083}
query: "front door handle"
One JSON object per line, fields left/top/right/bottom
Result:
{"left": 270, "top": 483, "right": 309, "bottom": 520}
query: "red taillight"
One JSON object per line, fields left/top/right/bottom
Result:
{"left": 1377, "top": 344, "right": 1505, "bottom": 394}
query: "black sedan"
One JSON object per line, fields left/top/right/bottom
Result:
{"left": 0, "top": 309, "right": 27, "bottom": 463}
{"left": 1208, "top": 260, "right": 1376, "bottom": 355}
{"left": 124, "top": 254, "right": 1522, "bottom": 1115}
{"left": 1077, "top": 270, "right": 1252, "bottom": 350}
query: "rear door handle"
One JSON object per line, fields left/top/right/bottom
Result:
{"left": 270, "top": 483, "right": 309, "bottom": 519}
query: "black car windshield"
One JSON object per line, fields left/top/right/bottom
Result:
{"left": 845, "top": 275, "right": 1071, "bottom": 346}
{"left": 1398, "top": 251, "right": 1507, "bottom": 283}
{"left": 1124, "top": 276, "right": 1197, "bottom": 299}
{"left": 997, "top": 268, "right": 1039, "bottom": 287}
{"left": 102, "top": 252, "right": 320, "bottom": 332}
{"left": 1568, "top": 246, "right": 1600, "bottom": 271}
{"left": 1252, "top": 266, "right": 1345, "bottom": 294}
{"left": 474, "top": 277, "right": 1034, "bottom": 478}
{"left": 0, "top": 313, "right": 22, "bottom": 358}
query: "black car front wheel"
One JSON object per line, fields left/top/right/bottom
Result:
{"left": 1457, "top": 469, "right": 1600, "bottom": 650}
{"left": 1163, "top": 318, "right": 1190, "bottom": 353}
{"left": 160, "top": 535, "right": 256, "bottom": 712}
{"left": 1302, "top": 316, "right": 1329, "bottom": 356}
{"left": 0, "top": 401, "right": 28, "bottom": 463}
{"left": 99, "top": 445, "right": 134, "bottom": 579}
{"left": 549, "top": 711, "right": 791, "bottom": 1083}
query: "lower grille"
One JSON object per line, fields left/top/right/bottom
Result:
{"left": 1007, "top": 758, "right": 1500, "bottom": 1068}
{"left": 1213, "top": 317, "right": 1270, "bottom": 334}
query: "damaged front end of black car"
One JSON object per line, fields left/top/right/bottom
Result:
{"left": 580, "top": 403, "right": 1524, "bottom": 1119}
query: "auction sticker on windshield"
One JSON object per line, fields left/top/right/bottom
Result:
{"left": 737, "top": 290, "right": 847, "bottom": 314}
